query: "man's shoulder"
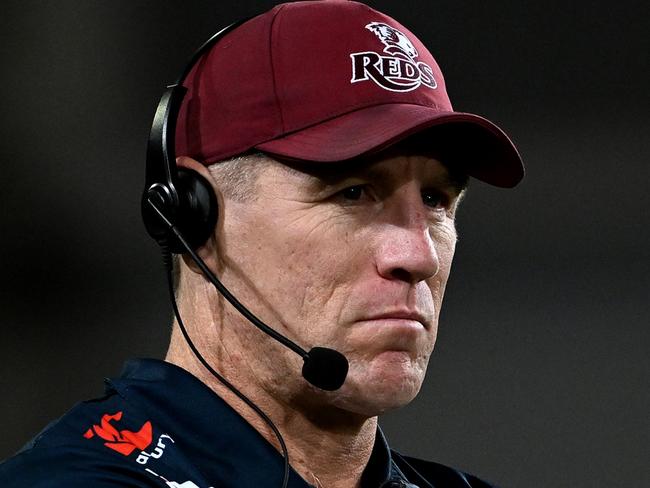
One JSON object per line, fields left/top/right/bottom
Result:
{"left": 392, "top": 450, "right": 500, "bottom": 488}
{"left": 1, "top": 360, "right": 223, "bottom": 488}
{"left": 0, "top": 392, "right": 156, "bottom": 487}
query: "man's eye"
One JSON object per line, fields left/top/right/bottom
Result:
{"left": 422, "top": 190, "right": 445, "bottom": 208}
{"left": 341, "top": 185, "right": 364, "bottom": 201}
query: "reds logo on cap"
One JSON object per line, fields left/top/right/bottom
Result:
{"left": 350, "top": 22, "right": 437, "bottom": 92}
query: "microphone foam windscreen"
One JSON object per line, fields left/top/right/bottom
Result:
{"left": 302, "top": 347, "right": 349, "bottom": 391}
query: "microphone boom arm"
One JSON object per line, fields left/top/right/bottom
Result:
{"left": 147, "top": 197, "right": 309, "bottom": 359}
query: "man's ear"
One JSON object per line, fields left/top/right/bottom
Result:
{"left": 176, "top": 155, "right": 215, "bottom": 185}
{"left": 175, "top": 156, "right": 221, "bottom": 275}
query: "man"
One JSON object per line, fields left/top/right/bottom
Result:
{"left": 0, "top": 1, "right": 523, "bottom": 486}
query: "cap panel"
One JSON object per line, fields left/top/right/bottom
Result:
{"left": 175, "top": 10, "right": 284, "bottom": 163}
{"left": 271, "top": 1, "right": 453, "bottom": 133}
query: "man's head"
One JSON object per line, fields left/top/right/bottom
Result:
{"left": 163, "top": 0, "right": 522, "bottom": 419}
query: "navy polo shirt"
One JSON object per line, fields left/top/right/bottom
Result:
{"left": 0, "top": 359, "right": 497, "bottom": 487}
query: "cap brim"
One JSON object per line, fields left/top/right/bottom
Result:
{"left": 256, "top": 104, "right": 524, "bottom": 188}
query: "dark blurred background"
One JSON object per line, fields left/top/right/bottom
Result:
{"left": 1, "top": 1, "right": 648, "bottom": 487}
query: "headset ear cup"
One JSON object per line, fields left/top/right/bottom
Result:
{"left": 171, "top": 168, "right": 219, "bottom": 253}
{"left": 141, "top": 168, "right": 218, "bottom": 254}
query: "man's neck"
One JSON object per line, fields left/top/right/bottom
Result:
{"left": 166, "top": 340, "right": 376, "bottom": 488}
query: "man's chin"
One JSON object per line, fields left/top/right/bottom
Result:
{"left": 332, "top": 354, "right": 425, "bottom": 416}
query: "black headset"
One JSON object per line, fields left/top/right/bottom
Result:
{"left": 140, "top": 13, "right": 348, "bottom": 393}
{"left": 139, "top": 19, "right": 299, "bottom": 488}
{"left": 141, "top": 21, "right": 248, "bottom": 253}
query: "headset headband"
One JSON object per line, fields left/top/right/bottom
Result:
{"left": 144, "top": 19, "right": 249, "bottom": 198}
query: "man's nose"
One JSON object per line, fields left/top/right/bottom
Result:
{"left": 374, "top": 220, "right": 440, "bottom": 285}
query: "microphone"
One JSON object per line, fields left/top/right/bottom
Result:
{"left": 302, "top": 347, "right": 349, "bottom": 391}
{"left": 147, "top": 197, "right": 349, "bottom": 391}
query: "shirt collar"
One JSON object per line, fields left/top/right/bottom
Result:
{"left": 108, "top": 358, "right": 415, "bottom": 488}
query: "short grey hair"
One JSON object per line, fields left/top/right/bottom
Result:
{"left": 207, "top": 151, "right": 271, "bottom": 202}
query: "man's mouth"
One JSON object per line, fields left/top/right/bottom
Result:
{"left": 361, "top": 309, "right": 430, "bottom": 329}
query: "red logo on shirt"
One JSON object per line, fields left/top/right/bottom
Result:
{"left": 83, "top": 411, "right": 153, "bottom": 456}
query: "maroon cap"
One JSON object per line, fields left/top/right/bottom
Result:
{"left": 176, "top": 0, "right": 524, "bottom": 187}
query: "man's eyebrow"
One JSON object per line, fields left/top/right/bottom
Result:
{"left": 279, "top": 160, "right": 369, "bottom": 189}
{"left": 438, "top": 169, "right": 470, "bottom": 194}
{"left": 278, "top": 157, "right": 469, "bottom": 194}
{"left": 314, "top": 164, "right": 468, "bottom": 195}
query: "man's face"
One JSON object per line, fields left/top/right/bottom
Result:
{"left": 212, "top": 147, "right": 465, "bottom": 416}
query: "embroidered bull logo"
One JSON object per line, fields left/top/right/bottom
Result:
{"left": 350, "top": 22, "right": 437, "bottom": 92}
